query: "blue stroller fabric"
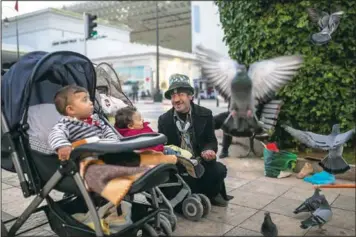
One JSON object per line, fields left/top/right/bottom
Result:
{"left": 304, "top": 171, "right": 336, "bottom": 185}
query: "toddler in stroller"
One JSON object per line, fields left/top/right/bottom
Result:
{"left": 1, "top": 51, "right": 179, "bottom": 237}
{"left": 48, "top": 85, "right": 177, "bottom": 206}
{"left": 115, "top": 106, "right": 212, "bottom": 223}
{"left": 114, "top": 106, "right": 204, "bottom": 179}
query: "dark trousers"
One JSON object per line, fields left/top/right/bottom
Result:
{"left": 132, "top": 92, "right": 138, "bottom": 102}
{"left": 214, "top": 111, "right": 232, "bottom": 152}
{"left": 184, "top": 160, "right": 227, "bottom": 198}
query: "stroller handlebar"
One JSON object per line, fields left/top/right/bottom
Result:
{"left": 69, "top": 133, "right": 167, "bottom": 161}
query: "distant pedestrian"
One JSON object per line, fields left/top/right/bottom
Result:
{"left": 132, "top": 82, "right": 139, "bottom": 103}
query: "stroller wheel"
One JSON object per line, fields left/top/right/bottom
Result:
{"left": 161, "top": 211, "right": 177, "bottom": 232}
{"left": 182, "top": 197, "right": 204, "bottom": 221}
{"left": 158, "top": 216, "right": 173, "bottom": 236}
{"left": 160, "top": 214, "right": 173, "bottom": 231}
{"left": 197, "top": 194, "right": 212, "bottom": 218}
{"left": 191, "top": 194, "right": 201, "bottom": 202}
{"left": 141, "top": 223, "right": 158, "bottom": 237}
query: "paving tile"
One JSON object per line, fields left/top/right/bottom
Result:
{"left": 327, "top": 208, "right": 355, "bottom": 230}
{"left": 332, "top": 195, "right": 355, "bottom": 212}
{"left": 16, "top": 228, "right": 54, "bottom": 236}
{"left": 206, "top": 203, "right": 258, "bottom": 226}
{"left": 1, "top": 187, "right": 26, "bottom": 205}
{"left": 306, "top": 225, "right": 356, "bottom": 236}
{"left": 224, "top": 177, "right": 250, "bottom": 191}
{"left": 174, "top": 215, "right": 234, "bottom": 236}
{"left": 3, "top": 212, "right": 49, "bottom": 236}
{"left": 339, "top": 188, "right": 356, "bottom": 198}
{"left": 263, "top": 196, "right": 311, "bottom": 219}
{"left": 1, "top": 195, "right": 36, "bottom": 217}
{"left": 222, "top": 158, "right": 265, "bottom": 173}
{"left": 1, "top": 170, "right": 17, "bottom": 179}
{"left": 1, "top": 183, "right": 13, "bottom": 190}
{"left": 1, "top": 211, "right": 15, "bottom": 221}
{"left": 237, "top": 180, "right": 291, "bottom": 197}
{"left": 2, "top": 175, "right": 20, "bottom": 187}
{"left": 239, "top": 210, "right": 309, "bottom": 236}
{"left": 228, "top": 189, "right": 275, "bottom": 209}
{"left": 229, "top": 171, "right": 264, "bottom": 180}
{"left": 224, "top": 226, "right": 262, "bottom": 236}
{"left": 49, "top": 190, "right": 65, "bottom": 201}
{"left": 282, "top": 187, "right": 339, "bottom": 203}
{"left": 257, "top": 175, "right": 313, "bottom": 190}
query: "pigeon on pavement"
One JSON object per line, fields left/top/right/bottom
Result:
{"left": 294, "top": 188, "right": 327, "bottom": 214}
{"left": 261, "top": 212, "right": 278, "bottom": 237}
{"left": 300, "top": 197, "right": 333, "bottom": 231}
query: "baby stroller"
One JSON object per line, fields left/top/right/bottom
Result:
{"left": 95, "top": 62, "right": 132, "bottom": 123}
{"left": 92, "top": 68, "right": 212, "bottom": 225}
{"left": 1, "top": 51, "right": 178, "bottom": 237}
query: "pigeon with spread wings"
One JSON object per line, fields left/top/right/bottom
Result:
{"left": 307, "top": 8, "right": 344, "bottom": 45}
{"left": 282, "top": 124, "right": 355, "bottom": 174}
{"left": 195, "top": 45, "right": 303, "bottom": 131}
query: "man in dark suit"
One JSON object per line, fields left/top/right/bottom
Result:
{"left": 158, "top": 74, "right": 232, "bottom": 206}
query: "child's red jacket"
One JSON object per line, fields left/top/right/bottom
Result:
{"left": 115, "top": 122, "right": 164, "bottom": 152}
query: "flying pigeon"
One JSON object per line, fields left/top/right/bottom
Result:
{"left": 300, "top": 197, "right": 332, "bottom": 231}
{"left": 195, "top": 45, "right": 303, "bottom": 132}
{"left": 294, "top": 188, "right": 327, "bottom": 214}
{"left": 307, "top": 8, "right": 344, "bottom": 45}
{"left": 282, "top": 124, "right": 355, "bottom": 174}
{"left": 261, "top": 212, "right": 278, "bottom": 237}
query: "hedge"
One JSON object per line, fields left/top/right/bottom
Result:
{"left": 215, "top": 0, "right": 356, "bottom": 147}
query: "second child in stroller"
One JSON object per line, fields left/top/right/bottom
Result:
{"left": 48, "top": 85, "right": 177, "bottom": 207}
{"left": 114, "top": 106, "right": 205, "bottom": 179}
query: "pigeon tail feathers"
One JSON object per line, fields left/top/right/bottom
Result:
{"left": 319, "top": 155, "right": 350, "bottom": 174}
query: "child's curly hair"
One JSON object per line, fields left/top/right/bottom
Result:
{"left": 115, "top": 106, "right": 137, "bottom": 128}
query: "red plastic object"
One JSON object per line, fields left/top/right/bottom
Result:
{"left": 266, "top": 142, "right": 279, "bottom": 152}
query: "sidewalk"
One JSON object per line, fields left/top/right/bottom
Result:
{"left": 2, "top": 142, "right": 355, "bottom": 236}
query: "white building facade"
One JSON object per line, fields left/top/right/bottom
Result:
{"left": 2, "top": 2, "right": 229, "bottom": 94}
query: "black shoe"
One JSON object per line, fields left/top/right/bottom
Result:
{"left": 219, "top": 151, "right": 229, "bottom": 159}
{"left": 210, "top": 193, "right": 228, "bottom": 207}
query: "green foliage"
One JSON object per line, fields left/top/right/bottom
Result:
{"left": 215, "top": 0, "right": 356, "bottom": 147}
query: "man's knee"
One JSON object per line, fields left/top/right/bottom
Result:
{"left": 203, "top": 161, "right": 227, "bottom": 180}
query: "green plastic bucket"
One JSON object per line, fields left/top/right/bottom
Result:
{"left": 263, "top": 148, "right": 297, "bottom": 178}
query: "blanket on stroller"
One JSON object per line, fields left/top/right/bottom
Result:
{"left": 73, "top": 138, "right": 177, "bottom": 206}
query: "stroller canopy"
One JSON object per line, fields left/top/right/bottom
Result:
{"left": 1, "top": 51, "right": 96, "bottom": 130}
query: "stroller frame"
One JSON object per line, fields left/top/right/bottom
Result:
{"left": 1, "top": 51, "right": 177, "bottom": 237}
{"left": 95, "top": 62, "right": 133, "bottom": 108}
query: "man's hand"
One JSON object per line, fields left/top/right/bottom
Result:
{"left": 57, "top": 146, "right": 72, "bottom": 161}
{"left": 201, "top": 150, "right": 216, "bottom": 160}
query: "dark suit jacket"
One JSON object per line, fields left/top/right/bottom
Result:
{"left": 158, "top": 103, "right": 218, "bottom": 156}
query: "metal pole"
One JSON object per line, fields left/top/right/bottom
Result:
{"left": 156, "top": 1, "right": 160, "bottom": 93}
{"left": 84, "top": 39, "right": 87, "bottom": 56}
{"left": 83, "top": 12, "right": 87, "bottom": 56}
{"left": 15, "top": 15, "right": 20, "bottom": 60}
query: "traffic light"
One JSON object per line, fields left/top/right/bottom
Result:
{"left": 84, "top": 13, "right": 98, "bottom": 40}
